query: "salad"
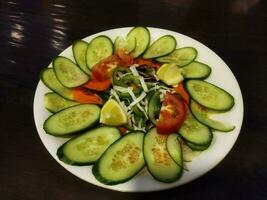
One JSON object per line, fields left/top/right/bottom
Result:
{"left": 41, "top": 27, "right": 235, "bottom": 185}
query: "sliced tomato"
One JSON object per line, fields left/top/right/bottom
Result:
{"left": 91, "top": 55, "right": 121, "bottom": 81}
{"left": 118, "top": 126, "right": 128, "bottom": 135}
{"left": 156, "top": 92, "right": 187, "bottom": 134}
{"left": 91, "top": 52, "right": 134, "bottom": 82}
{"left": 72, "top": 87, "right": 103, "bottom": 105}
{"left": 134, "top": 58, "right": 161, "bottom": 69}
{"left": 174, "top": 83, "right": 190, "bottom": 104}
{"left": 116, "top": 49, "right": 134, "bottom": 67}
{"left": 84, "top": 77, "right": 111, "bottom": 91}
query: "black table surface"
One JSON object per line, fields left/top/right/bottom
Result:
{"left": 1, "top": 0, "right": 267, "bottom": 199}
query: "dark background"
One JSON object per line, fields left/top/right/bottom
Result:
{"left": 0, "top": 0, "right": 267, "bottom": 199}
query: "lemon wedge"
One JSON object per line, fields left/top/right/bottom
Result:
{"left": 100, "top": 99, "right": 127, "bottom": 126}
{"left": 156, "top": 63, "right": 184, "bottom": 85}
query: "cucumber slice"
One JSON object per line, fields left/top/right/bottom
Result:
{"left": 180, "top": 139, "right": 201, "bottom": 162}
{"left": 156, "top": 47, "right": 198, "bottom": 66}
{"left": 44, "top": 92, "right": 79, "bottom": 113}
{"left": 40, "top": 68, "right": 74, "bottom": 100}
{"left": 178, "top": 112, "right": 213, "bottom": 146}
{"left": 72, "top": 40, "right": 90, "bottom": 74}
{"left": 185, "top": 141, "right": 210, "bottom": 151}
{"left": 148, "top": 91, "right": 161, "bottom": 124}
{"left": 92, "top": 131, "right": 145, "bottom": 185}
{"left": 53, "top": 56, "right": 89, "bottom": 88}
{"left": 143, "top": 35, "right": 176, "bottom": 59}
{"left": 144, "top": 128, "right": 182, "bottom": 183}
{"left": 166, "top": 134, "right": 183, "bottom": 167}
{"left": 44, "top": 104, "right": 100, "bottom": 136}
{"left": 127, "top": 27, "right": 150, "bottom": 58}
{"left": 57, "top": 126, "right": 121, "bottom": 165}
{"left": 190, "top": 100, "right": 235, "bottom": 132}
{"left": 114, "top": 36, "right": 135, "bottom": 54}
{"left": 86, "top": 35, "right": 113, "bottom": 69}
{"left": 185, "top": 80, "right": 235, "bottom": 111}
{"left": 182, "top": 61, "right": 211, "bottom": 79}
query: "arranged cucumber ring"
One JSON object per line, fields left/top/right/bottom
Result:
{"left": 86, "top": 35, "right": 113, "bottom": 69}
{"left": 40, "top": 68, "right": 74, "bottom": 100}
{"left": 143, "top": 35, "right": 176, "bottom": 59}
{"left": 44, "top": 104, "right": 100, "bottom": 136}
{"left": 36, "top": 27, "right": 239, "bottom": 189}
{"left": 144, "top": 128, "right": 182, "bottom": 183}
{"left": 72, "top": 40, "right": 90, "bottom": 74}
{"left": 166, "top": 134, "right": 183, "bottom": 167}
{"left": 185, "top": 141, "right": 210, "bottom": 151}
{"left": 44, "top": 92, "right": 79, "bottom": 113}
{"left": 190, "top": 100, "right": 235, "bottom": 132}
{"left": 127, "top": 27, "right": 150, "bottom": 58}
{"left": 178, "top": 112, "right": 213, "bottom": 146}
{"left": 92, "top": 131, "right": 145, "bottom": 185}
{"left": 182, "top": 61, "right": 211, "bottom": 79}
{"left": 156, "top": 47, "right": 198, "bottom": 66}
{"left": 57, "top": 126, "right": 121, "bottom": 165}
{"left": 185, "top": 80, "right": 235, "bottom": 111}
{"left": 53, "top": 56, "right": 89, "bottom": 88}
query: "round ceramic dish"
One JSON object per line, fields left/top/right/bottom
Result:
{"left": 33, "top": 27, "right": 244, "bottom": 192}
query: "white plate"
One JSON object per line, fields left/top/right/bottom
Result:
{"left": 33, "top": 27, "right": 244, "bottom": 192}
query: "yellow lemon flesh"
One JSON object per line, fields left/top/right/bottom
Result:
{"left": 100, "top": 99, "right": 127, "bottom": 126}
{"left": 156, "top": 63, "right": 184, "bottom": 86}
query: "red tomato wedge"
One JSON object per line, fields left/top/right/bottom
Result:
{"left": 116, "top": 49, "right": 134, "bottom": 67}
{"left": 156, "top": 92, "right": 187, "bottom": 135}
{"left": 134, "top": 58, "right": 161, "bottom": 69}
{"left": 90, "top": 51, "right": 134, "bottom": 86}
{"left": 174, "top": 83, "right": 190, "bottom": 104}
{"left": 72, "top": 87, "right": 103, "bottom": 105}
{"left": 91, "top": 55, "right": 120, "bottom": 81}
{"left": 118, "top": 126, "right": 128, "bottom": 135}
{"left": 84, "top": 77, "right": 112, "bottom": 91}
